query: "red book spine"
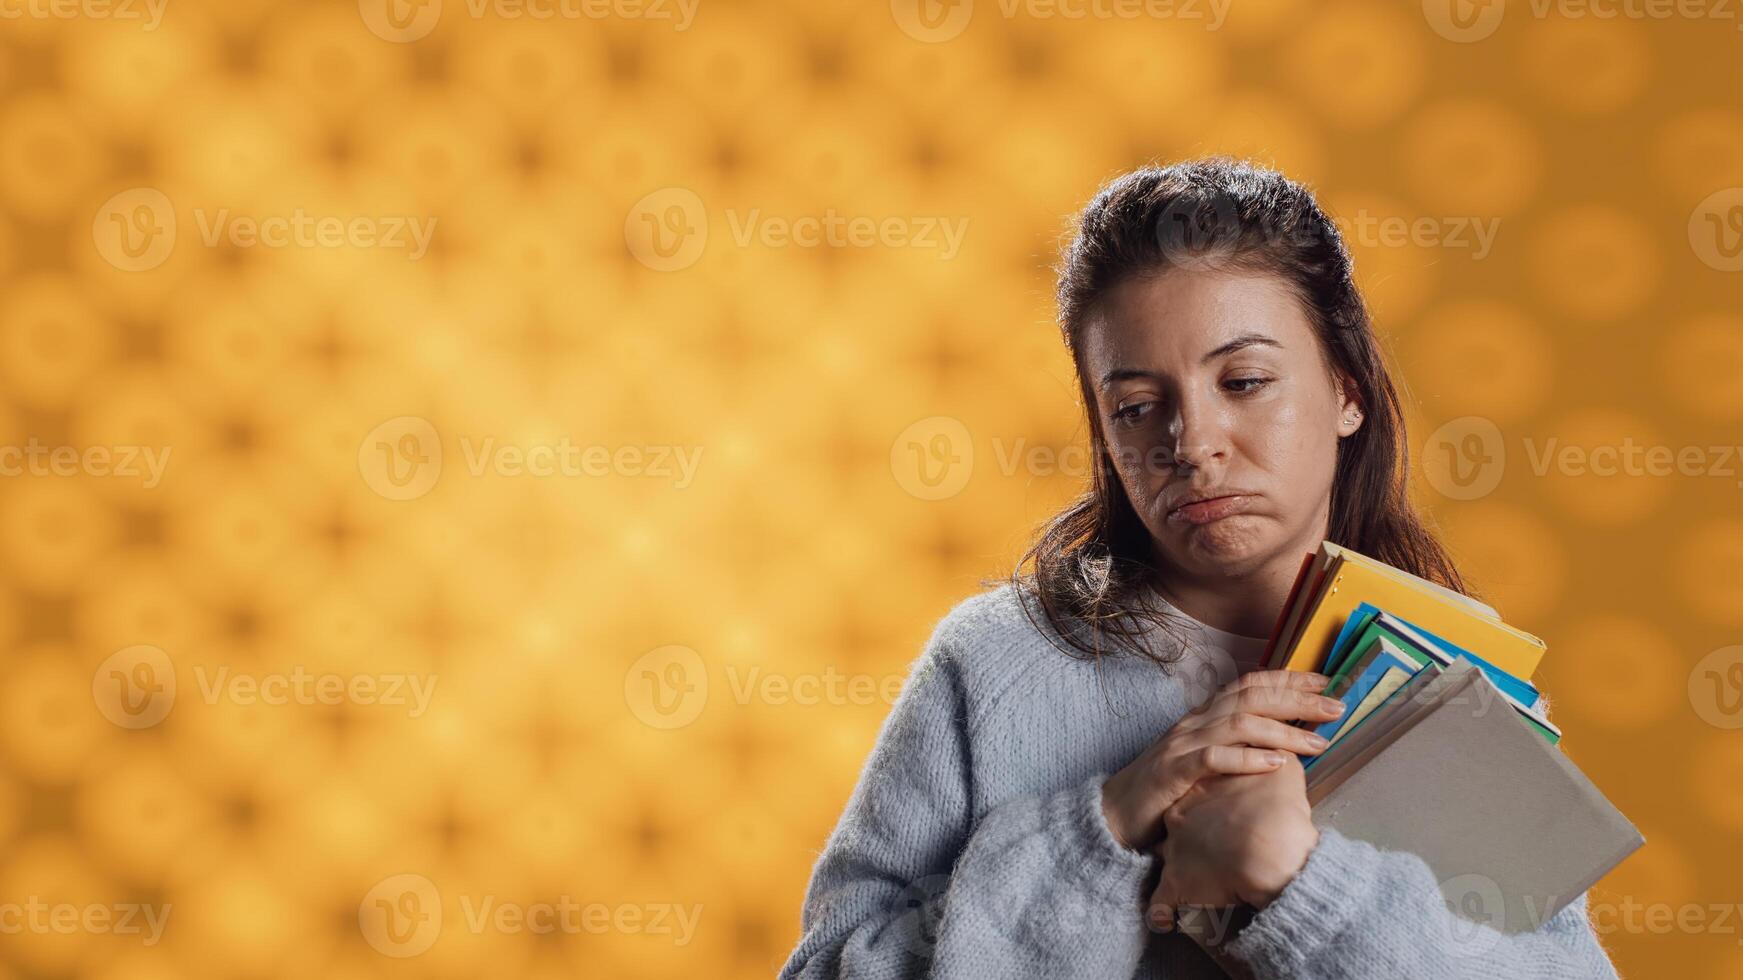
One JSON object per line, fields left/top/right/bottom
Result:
{"left": 1263, "top": 551, "right": 1317, "bottom": 668}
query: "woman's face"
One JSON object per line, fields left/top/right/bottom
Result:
{"left": 1081, "top": 267, "right": 1364, "bottom": 581}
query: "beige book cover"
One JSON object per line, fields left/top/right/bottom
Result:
{"left": 1183, "top": 661, "right": 1641, "bottom": 974}
{"left": 1310, "top": 670, "right": 1644, "bottom": 934}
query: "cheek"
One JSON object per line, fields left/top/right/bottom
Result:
{"left": 1104, "top": 431, "right": 1166, "bottom": 492}
{"left": 1245, "top": 407, "right": 1339, "bottom": 495}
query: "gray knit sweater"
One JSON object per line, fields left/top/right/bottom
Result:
{"left": 779, "top": 583, "right": 1620, "bottom": 979}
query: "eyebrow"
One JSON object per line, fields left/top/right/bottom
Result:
{"left": 1096, "top": 333, "right": 1284, "bottom": 390}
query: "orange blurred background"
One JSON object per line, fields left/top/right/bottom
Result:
{"left": 1, "top": 0, "right": 1741, "bottom": 977}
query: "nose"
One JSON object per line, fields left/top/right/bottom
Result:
{"left": 1168, "top": 390, "right": 1228, "bottom": 473}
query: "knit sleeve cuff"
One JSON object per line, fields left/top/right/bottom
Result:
{"left": 1057, "top": 773, "right": 1156, "bottom": 909}
{"left": 1226, "top": 826, "right": 1379, "bottom": 975}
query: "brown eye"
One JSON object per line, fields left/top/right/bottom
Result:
{"left": 1111, "top": 402, "right": 1154, "bottom": 425}
{"left": 1224, "top": 377, "right": 1272, "bottom": 394}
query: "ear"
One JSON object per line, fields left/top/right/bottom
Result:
{"left": 1334, "top": 376, "right": 1365, "bottom": 438}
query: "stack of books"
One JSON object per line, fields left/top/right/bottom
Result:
{"left": 1260, "top": 541, "right": 1643, "bottom": 933}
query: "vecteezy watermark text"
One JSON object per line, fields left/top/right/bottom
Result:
{"left": 457, "top": 896, "right": 701, "bottom": 942}
{"left": 357, "top": 417, "right": 704, "bottom": 501}
{"left": 723, "top": 209, "right": 968, "bottom": 259}
{"left": 889, "top": 0, "right": 1231, "bottom": 43}
{"left": 0, "top": 0, "right": 167, "bottom": 28}
{"left": 93, "top": 188, "right": 437, "bottom": 270}
{"left": 624, "top": 187, "right": 970, "bottom": 271}
{"left": 1340, "top": 210, "right": 1501, "bottom": 259}
{"left": 457, "top": 438, "right": 703, "bottom": 487}
{"left": 358, "top": 0, "right": 699, "bottom": 42}
{"left": 192, "top": 666, "right": 437, "bottom": 718}
{"left": 0, "top": 899, "right": 170, "bottom": 945}
{"left": 92, "top": 645, "right": 439, "bottom": 729}
{"left": 624, "top": 645, "right": 908, "bottom": 730}
{"left": 193, "top": 209, "right": 436, "bottom": 260}
{"left": 1591, "top": 897, "right": 1743, "bottom": 943}
{"left": 0, "top": 440, "right": 171, "bottom": 489}
{"left": 357, "top": 874, "right": 700, "bottom": 958}
{"left": 1424, "top": 0, "right": 1743, "bottom": 42}
{"left": 1421, "top": 416, "right": 1743, "bottom": 501}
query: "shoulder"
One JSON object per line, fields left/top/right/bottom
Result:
{"left": 902, "top": 580, "right": 1089, "bottom": 706}
{"left": 927, "top": 580, "right": 1068, "bottom": 660}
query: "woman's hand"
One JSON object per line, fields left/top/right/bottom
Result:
{"left": 1101, "top": 670, "right": 1343, "bottom": 851}
{"left": 1146, "top": 757, "right": 1320, "bottom": 932}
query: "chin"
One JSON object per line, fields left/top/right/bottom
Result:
{"left": 1167, "top": 515, "right": 1276, "bottom": 575}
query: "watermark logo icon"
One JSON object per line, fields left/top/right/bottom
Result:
{"left": 891, "top": 874, "right": 952, "bottom": 956}
{"left": 92, "top": 644, "right": 176, "bottom": 729}
{"left": 93, "top": 188, "right": 176, "bottom": 272}
{"left": 1440, "top": 872, "right": 1506, "bottom": 957}
{"left": 624, "top": 645, "right": 708, "bottom": 730}
{"left": 1422, "top": 416, "right": 1506, "bottom": 500}
{"left": 359, "top": 417, "right": 443, "bottom": 501}
{"left": 890, "top": 416, "right": 974, "bottom": 501}
{"left": 1422, "top": 0, "right": 1505, "bottom": 42}
{"left": 1153, "top": 189, "right": 1243, "bottom": 272}
{"left": 359, "top": 0, "right": 442, "bottom": 41}
{"left": 359, "top": 874, "right": 443, "bottom": 957}
{"left": 1690, "top": 645, "right": 1743, "bottom": 729}
{"left": 1690, "top": 188, "right": 1743, "bottom": 272}
{"left": 626, "top": 188, "right": 708, "bottom": 272}
{"left": 891, "top": 0, "right": 973, "bottom": 42}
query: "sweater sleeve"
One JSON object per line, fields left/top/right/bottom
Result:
{"left": 778, "top": 632, "right": 1158, "bottom": 980}
{"left": 1224, "top": 828, "right": 1620, "bottom": 979}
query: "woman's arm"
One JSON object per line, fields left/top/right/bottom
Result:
{"left": 1224, "top": 828, "right": 1619, "bottom": 980}
{"left": 777, "top": 630, "right": 1157, "bottom": 979}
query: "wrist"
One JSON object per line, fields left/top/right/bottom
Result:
{"left": 1247, "top": 823, "right": 1319, "bottom": 908}
{"left": 1100, "top": 775, "right": 1138, "bottom": 851}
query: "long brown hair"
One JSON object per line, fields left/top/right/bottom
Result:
{"left": 1009, "top": 157, "right": 1476, "bottom": 668}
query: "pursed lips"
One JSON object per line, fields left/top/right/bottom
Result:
{"left": 1166, "top": 492, "right": 1257, "bottom": 526}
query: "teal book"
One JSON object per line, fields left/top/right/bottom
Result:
{"left": 1308, "top": 639, "right": 1419, "bottom": 749}
{"left": 1325, "top": 603, "right": 1541, "bottom": 709}
{"left": 1314, "top": 620, "right": 1562, "bottom": 747}
{"left": 1374, "top": 611, "right": 1540, "bottom": 709}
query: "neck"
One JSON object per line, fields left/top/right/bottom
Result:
{"left": 1152, "top": 531, "right": 1324, "bottom": 641}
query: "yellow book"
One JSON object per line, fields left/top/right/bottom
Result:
{"left": 1321, "top": 542, "right": 1499, "bottom": 621}
{"left": 1278, "top": 553, "right": 1547, "bottom": 679}
{"left": 1268, "top": 542, "right": 1497, "bottom": 668}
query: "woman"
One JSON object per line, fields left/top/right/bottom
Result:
{"left": 779, "top": 159, "right": 1619, "bottom": 978}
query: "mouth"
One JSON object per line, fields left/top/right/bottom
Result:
{"left": 1166, "top": 493, "right": 1255, "bottom": 527}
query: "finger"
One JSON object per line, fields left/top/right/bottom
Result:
{"left": 1207, "top": 712, "right": 1335, "bottom": 756}
{"left": 1192, "top": 672, "right": 1333, "bottom": 724}
{"left": 1160, "top": 776, "right": 1236, "bottom": 831}
{"left": 1156, "top": 775, "right": 1213, "bottom": 829}
{"left": 1158, "top": 743, "right": 1282, "bottom": 806}
{"left": 1192, "top": 742, "right": 1300, "bottom": 778}
{"left": 1148, "top": 877, "right": 1182, "bottom": 933}
{"left": 1228, "top": 684, "right": 1347, "bottom": 725}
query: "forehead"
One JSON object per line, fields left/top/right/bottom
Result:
{"left": 1082, "top": 268, "right": 1317, "bottom": 368}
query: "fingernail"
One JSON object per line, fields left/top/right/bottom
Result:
{"left": 1319, "top": 696, "right": 1346, "bottom": 713}
{"left": 1265, "top": 751, "right": 1290, "bottom": 765}
{"left": 1304, "top": 734, "right": 1328, "bottom": 751}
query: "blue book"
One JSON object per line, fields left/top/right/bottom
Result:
{"left": 1311, "top": 641, "right": 1420, "bottom": 744}
{"left": 1303, "top": 640, "right": 1430, "bottom": 771}
{"left": 1324, "top": 603, "right": 1539, "bottom": 709}
{"left": 1374, "top": 612, "right": 1540, "bottom": 709}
